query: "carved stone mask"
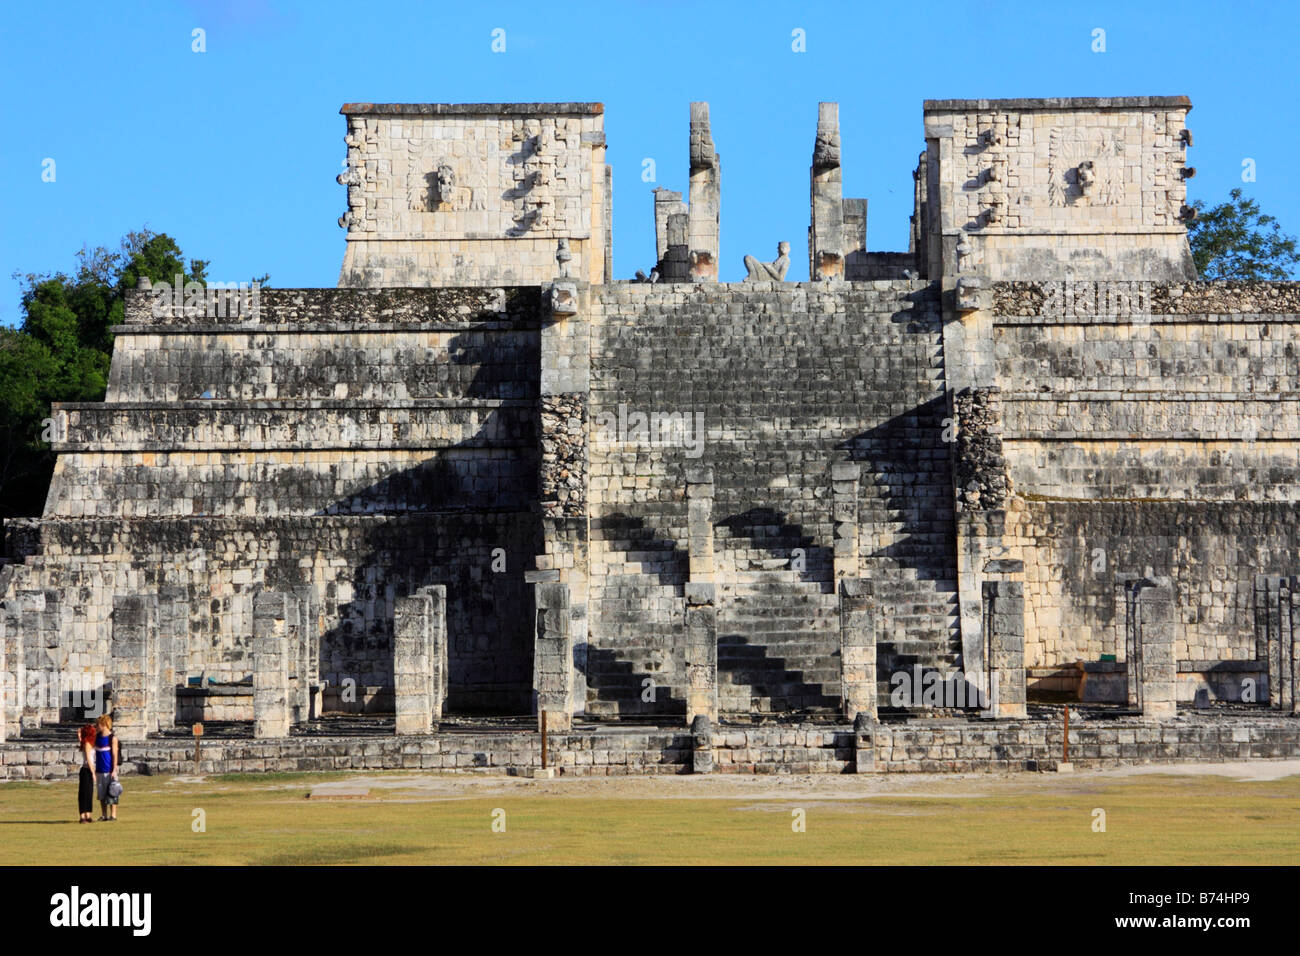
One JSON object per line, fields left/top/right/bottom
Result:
{"left": 435, "top": 164, "right": 456, "bottom": 202}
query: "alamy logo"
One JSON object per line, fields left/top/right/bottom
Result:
{"left": 3, "top": 670, "right": 105, "bottom": 717}
{"left": 889, "top": 666, "right": 999, "bottom": 710}
{"left": 1040, "top": 282, "right": 1153, "bottom": 318}
{"left": 593, "top": 403, "right": 706, "bottom": 458}
{"left": 151, "top": 274, "right": 261, "bottom": 319}
{"left": 49, "top": 886, "right": 152, "bottom": 936}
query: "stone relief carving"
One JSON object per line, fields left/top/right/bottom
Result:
{"left": 955, "top": 233, "right": 975, "bottom": 272}
{"left": 337, "top": 119, "right": 376, "bottom": 230}
{"left": 1075, "top": 160, "right": 1096, "bottom": 196}
{"left": 812, "top": 114, "right": 840, "bottom": 171}
{"left": 407, "top": 145, "right": 481, "bottom": 213}
{"left": 689, "top": 104, "right": 717, "bottom": 172}
{"left": 508, "top": 123, "right": 555, "bottom": 232}
{"left": 1048, "top": 127, "right": 1125, "bottom": 207}
{"left": 742, "top": 241, "right": 791, "bottom": 281}
{"left": 966, "top": 115, "right": 1016, "bottom": 230}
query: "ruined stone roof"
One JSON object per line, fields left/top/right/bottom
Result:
{"left": 340, "top": 102, "right": 604, "bottom": 115}
{"left": 923, "top": 95, "right": 1191, "bottom": 111}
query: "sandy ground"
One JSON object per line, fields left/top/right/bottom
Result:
{"left": 188, "top": 758, "right": 1300, "bottom": 802}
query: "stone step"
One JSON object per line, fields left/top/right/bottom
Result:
{"left": 719, "top": 649, "right": 839, "bottom": 667}
{"left": 719, "top": 601, "right": 841, "bottom": 615}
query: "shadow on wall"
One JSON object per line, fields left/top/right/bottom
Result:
{"left": 581, "top": 512, "right": 689, "bottom": 716}
{"left": 278, "top": 323, "right": 543, "bottom": 716}
{"left": 715, "top": 507, "right": 832, "bottom": 585}
{"left": 837, "top": 393, "right": 957, "bottom": 587}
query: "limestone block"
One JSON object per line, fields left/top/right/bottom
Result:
{"left": 533, "top": 581, "right": 573, "bottom": 731}
{"left": 111, "top": 593, "right": 159, "bottom": 742}
{"left": 253, "top": 591, "right": 295, "bottom": 739}
{"left": 839, "top": 579, "right": 876, "bottom": 722}
{"left": 685, "top": 583, "right": 717, "bottom": 725}
{"left": 983, "top": 580, "right": 1026, "bottom": 718}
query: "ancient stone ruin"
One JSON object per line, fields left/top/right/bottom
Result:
{"left": 4, "top": 96, "right": 1300, "bottom": 777}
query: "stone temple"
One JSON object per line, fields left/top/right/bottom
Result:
{"left": 4, "top": 95, "right": 1300, "bottom": 777}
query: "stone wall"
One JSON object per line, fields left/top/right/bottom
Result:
{"left": 9, "top": 285, "right": 545, "bottom": 716}
{"left": 584, "top": 281, "right": 958, "bottom": 715}
{"left": 336, "top": 103, "right": 609, "bottom": 287}
{"left": 6, "top": 715, "right": 1300, "bottom": 779}
{"left": 8, "top": 95, "right": 1300, "bottom": 750}
{"left": 922, "top": 97, "right": 1196, "bottom": 281}
{"left": 993, "top": 280, "right": 1300, "bottom": 674}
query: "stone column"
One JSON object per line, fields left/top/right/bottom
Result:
{"left": 111, "top": 593, "right": 158, "bottom": 742}
{"left": 1280, "top": 576, "right": 1295, "bottom": 713}
{"left": 831, "top": 462, "right": 860, "bottom": 581}
{"left": 810, "top": 102, "right": 845, "bottom": 282}
{"left": 853, "top": 712, "right": 875, "bottom": 773}
{"left": 156, "top": 586, "right": 188, "bottom": 729}
{"left": 685, "top": 583, "right": 718, "bottom": 725}
{"left": 0, "top": 614, "right": 6, "bottom": 742}
{"left": 653, "top": 188, "right": 687, "bottom": 266}
{"left": 687, "top": 102, "right": 720, "bottom": 281}
{"left": 293, "top": 586, "right": 317, "bottom": 721}
{"left": 983, "top": 580, "right": 1027, "bottom": 718}
{"left": 951, "top": 385, "right": 1007, "bottom": 678}
{"left": 1258, "top": 574, "right": 1297, "bottom": 711}
{"left": 418, "top": 584, "right": 449, "bottom": 720}
{"left": 1139, "top": 585, "right": 1176, "bottom": 720}
{"left": 690, "top": 714, "right": 714, "bottom": 774}
{"left": 19, "top": 588, "right": 62, "bottom": 726}
{"left": 533, "top": 581, "right": 573, "bottom": 731}
{"left": 1291, "top": 581, "right": 1300, "bottom": 716}
{"left": 1119, "top": 577, "right": 1142, "bottom": 709}
{"left": 1, "top": 604, "right": 22, "bottom": 738}
{"left": 252, "top": 591, "right": 294, "bottom": 738}
{"left": 686, "top": 467, "right": 715, "bottom": 584}
{"left": 393, "top": 591, "right": 433, "bottom": 735}
{"left": 537, "top": 278, "right": 590, "bottom": 719}
{"left": 839, "top": 578, "right": 876, "bottom": 723}
{"left": 661, "top": 212, "right": 690, "bottom": 282}
{"left": 842, "top": 197, "right": 868, "bottom": 278}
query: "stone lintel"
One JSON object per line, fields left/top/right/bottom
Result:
{"left": 340, "top": 102, "right": 605, "bottom": 116}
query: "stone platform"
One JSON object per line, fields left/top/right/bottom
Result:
{"left": 4, "top": 713, "right": 1298, "bottom": 781}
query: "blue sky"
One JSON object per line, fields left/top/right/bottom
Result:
{"left": 2, "top": 0, "right": 1297, "bottom": 323}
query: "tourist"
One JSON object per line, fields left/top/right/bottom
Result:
{"left": 94, "top": 715, "right": 120, "bottom": 822}
{"left": 77, "top": 724, "right": 96, "bottom": 823}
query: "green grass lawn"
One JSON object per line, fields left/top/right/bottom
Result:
{"left": 3, "top": 770, "right": 1299, "bottom": 865}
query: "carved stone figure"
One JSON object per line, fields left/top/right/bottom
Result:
{"left": 743, "top": 242, "right": 791, "bottom": 282}
{"left": 1075, "top": 160, "right": 1096, "bottom": 195}
{"left": 812, "top": 113, "right": 841, "bottom": 171}
{"left": 435, "top": 164, "right": 456, "bottom": 203}
{"left": 689, "top": 103, "right": 717, "bottom": 172}
{"left": 556, "top": 238, "right": 572, "bottom": 278}
{"left": 955, "top": 233, "right": 974, "bottom": 271}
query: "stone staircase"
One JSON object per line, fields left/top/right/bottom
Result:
{"left": 717, "top": 571, "right": 842, "bottom": 716}
{"left": 714, "top": 517, "right": 841, "bottom": 716}
{"left": 862, "top": 475, "right": 963, "bottom": 710}
{"left": 873, "top": 575, "right": 962, "bottom": 709}
{"left": 585, "top": 516, "right": 689, "bottom": 718}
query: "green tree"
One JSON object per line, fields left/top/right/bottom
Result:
{"left": 2, "top": 230, "right": 213, "bottom": 517}
{"left": 1188, "top": 188, "right": 1300, "bottom": 280}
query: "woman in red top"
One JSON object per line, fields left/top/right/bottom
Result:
{"left": 77, "top": 724, "right": 97, "bottom": 823}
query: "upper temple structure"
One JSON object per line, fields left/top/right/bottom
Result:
{"left": 4, "top": 95, "right": 1300, "bottom": 777}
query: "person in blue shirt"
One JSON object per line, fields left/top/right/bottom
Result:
{"left": 93, "top": 715, "right": 120, "bottom": 821}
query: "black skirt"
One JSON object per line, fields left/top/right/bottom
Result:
{"left": 78, "top": 766, "right": 94, "bottom": 814}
